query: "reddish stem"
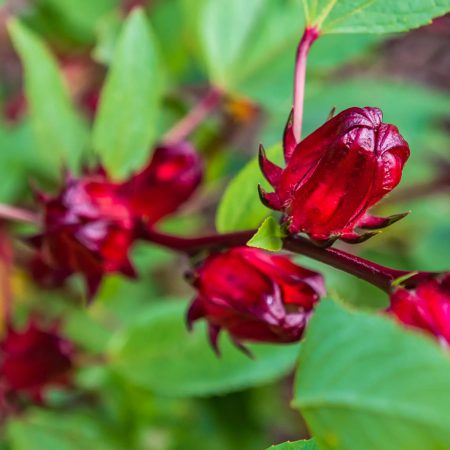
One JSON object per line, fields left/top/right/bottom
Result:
{"left": 139, "top": 227, "right": 411, "bottom": 293}
{"left": 292, "top": 27, "right": 319, "bottom": 142}
{"left": 283, "top": 237, "right": 407, "bottom": 292}
{"left": 0, "top": 204, "right": 39, "bottom": 224}
{"left": 141, "top": 227, "right": 255, "bottom": 255}
{"left": 163, "top": 87, "right": 223, "bottom": 144}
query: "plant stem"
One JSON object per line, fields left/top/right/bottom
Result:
{"left": 140, "top": 227, "right": 255, "bottom": 255}
{"left": 0, "top": 204, "right": 39, "bottom": 224}
{"left": 139, "top": 227, "right": 410, "bottom": 292}
{"left": 163, "top": 86, "right": 223, "bottom": 144}
{"left": 283, "top": 237, "right": 407, "bottom": 292}
{"left": 292, "top": 27, "right": 319, "bottom": 142}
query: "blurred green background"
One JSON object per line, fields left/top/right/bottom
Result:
{"left": 0, "top": 0, "right": 449, "bottom": 449}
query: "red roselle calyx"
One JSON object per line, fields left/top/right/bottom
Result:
{"left": 31, "top": 173, "right": 136, "bottom": 299}
{"left": 259, "top": 107, "right": 410, "bottom": 245}
{"left": 0, "top": 319, "right": 74, "bottom": 404}
{"left": 186, "top": 247, "right": 325, "bottom": 355}
{"left": 387, "top": 273, "right": 450, "bottom": 347}
{"left": 120, "top": 142, "right": 203, "bottom": 225}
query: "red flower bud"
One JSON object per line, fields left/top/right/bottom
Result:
{"left": 187, "top": 247, "right": 325, "bottom": 354}
{"left": 0, "top": 320, "right": 74, "bottom": 403}
{"left": 120, "top": 143, "right": 203, "bottom": 225}
{"left": 259, "top": 107, "right": 410, "bottom": 244}
{"left": 388, "top": 274, "right": 450, "bottom": 347}
{"left": 31, "top": 173, "right": 136, "bottom": 298}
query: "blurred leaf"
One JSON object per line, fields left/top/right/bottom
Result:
{"left": 8, "top": 19, "right": 88, "bottom": 175}
{"left": 63, "top": 308, "right": 111, "bottom": 353}
{"left": 216, "top": 144, "right": 283, "bottom": 233}
{"left": 412, "top": 225, "right": 450, "bottom": 271}
{"left": 38, "top": 0, "right": 119, "bottom": 42}
{"left": 0, "top": 123, "right": 39, "bottom": 202}
{"left": 152, "top": 0, "right": 192, "bottom": 80}
{"left": 303, "top": 0, "right": 450, "bottom": 33}
{"left": 294, "top": 300, "right": 450, "bottom": 450}
{"left": 199, "top": 0, "right": 268, "bottom": 87}
{"left": 92, "top": 9, "right": 163, "bottom": 180}
{"left": 267, "top": 439, "right": 320, "bottom": 449}
{"left": 7, "top": 410, "right": 119, "bottom": 450}
{"left": 308, "top": 33, "right": 383, "bottom": 69}
{"left": 92, "top": 11, "right": 122, "bottom": 65}
{"left": 192, "top": 0, "right": 303, "bottom": 91}
{"left": 109, "top": 301, "right": 300, "bottom": 397}
{"left": 247, "top": 216, "right": 283, "bottom": 251}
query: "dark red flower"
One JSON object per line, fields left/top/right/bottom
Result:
{"left": 31, "top": 173, "right": 136, "bottom": 298}
{"left": 0, "top": 320, "right": 74, "bottom": 403}
{"left": 187, "top": 247, "right": 325, "bottom": 354}
{"left": 120, "top": 142, "right": 203, "bottom": 225}
{"left": 388, "top": 273, "right": 450, "bottom": 347}
{"left": 259, "top": 107, "right": 410, "bottom": 244}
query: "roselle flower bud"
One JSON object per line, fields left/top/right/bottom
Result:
{"left": 186, "top": 247, "right": 325, "bottom": 354}
{"left": 0, "top": 320, "right": 74, "bottom": 403}
{"left": 388, "top": 273, "right": 450, "bottom": 347}
{"left": 31, "top": 173, "right": 135, "bottom": 298}
{"left": 259, "top": 107, "right": 410, "bottom": 244}
{"left": 120, "top": 142, "right": 203, "bottom": 225}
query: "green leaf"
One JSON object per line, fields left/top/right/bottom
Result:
{"left": 39, "top": 0, "right": 119, "bottom": 43}
{"left": 303, "top": 0, "right": 450, "bottom": 34}
{"left": 198, "top": 0, "right": 268, "bottom": 87}
{"left": 109, "top": 301, "right": 300, "bottom": 397}
{"left": 191, "top": 0, "right": 305, "bottom": 90}
{"left": 190, "top": 0, "right": 386, "bottom": 107}
{"left": 8, "top": 19, "right": 88, "bottom": 175}
{"left": 293, "top": 300, "right": 450, "bottom": 450}
{"left": 247, "top": 216, "right": 283, "bottom": 251}
{"left": 216, "top": 144, "right": 283, "bottom": 233}
{"left": 92, "top": 11, "right": 122, "bottom": 65}
{"left": 267, "top": 439, "right": 320, "bottom": 450}
{"left": 7, "top": 410, "right": 118, "bottom": 450}
{"left": 92, "top": 9, "right": 163, "bottom": 180}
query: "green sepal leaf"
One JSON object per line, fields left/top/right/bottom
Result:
{"left": 109, "top": 301, "right": 300, "bottom": 397}
{"left": 294, "top": 300, "right": 450, "bottom": 450}
{"left": 8, "top": 19, "right": 88, "bottom": 175}
{"left": 303, "top": 0, "right": 450, "bottom": 34}
{"left": 247, "top": 216, "right": 284, "bottom": 251}
{"left": 216, "top": 143, "right": 283, "bottom": 233}
{"left": 92, "top": 8, "right": 163, "bottom": 180}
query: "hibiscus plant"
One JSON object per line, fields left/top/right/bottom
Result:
{"left": 0, "top": 1, "right": 449, "bottom": 449}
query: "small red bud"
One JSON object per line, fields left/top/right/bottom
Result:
{"left": 120, "top": 142, "right": 203, "bottom": 225}
{"left": 31, "top": 173, "right": 136, "bottom": 299}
